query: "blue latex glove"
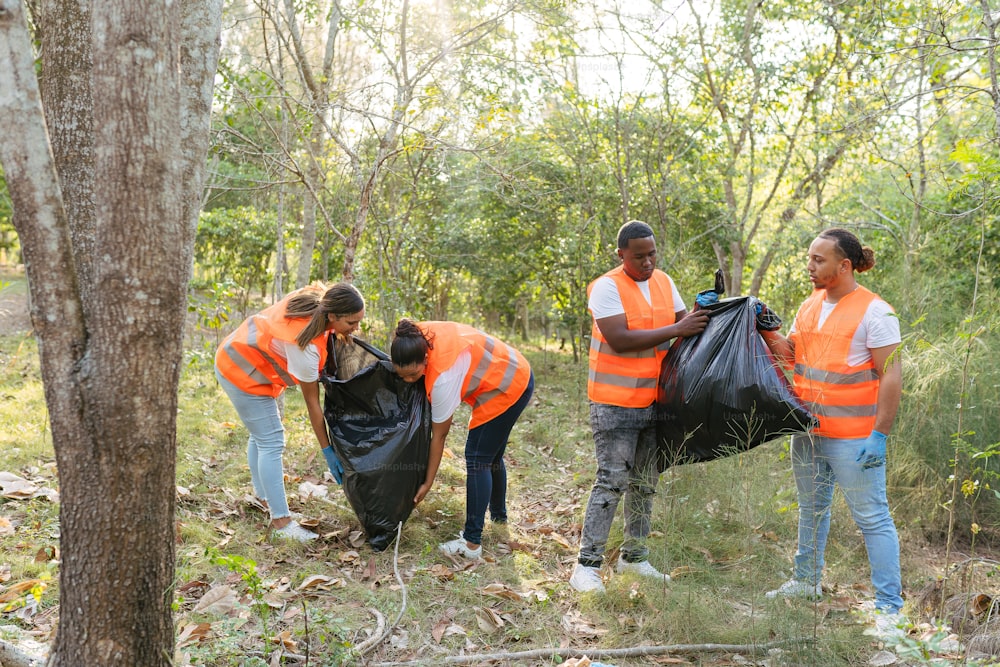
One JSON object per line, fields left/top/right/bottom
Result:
{"left": 754, "top": 301, "right": 783, "bottom": 331}
{"left": 857, "top": 430, "right": 887, "bottom": 470}
{"left": 322, "top": 446, "right": 344, "bottom": 484}
{"left": 695, "top": 290, "right": 720, "bottom": 307}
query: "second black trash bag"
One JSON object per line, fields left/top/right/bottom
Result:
{"left": 656, "top": 296, "right": 815, "bottom": 468}
{"left": 321, "top": 337, "right": 431, "bottom": 551}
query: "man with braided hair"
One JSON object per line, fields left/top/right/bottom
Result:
{"left": 760, "top": 228, "right": 907, "bottom": 641}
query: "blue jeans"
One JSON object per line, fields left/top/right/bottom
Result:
{"left": 790, "top": 433, "right": 903, "bottom": 612}
{"left": 578, "top": 403, "right": 660, "bottom": 567}
{"left": 215, "top": 370, "right": 292, "bottom": 521}
{"left": 462, "top": 372, "right": 534, "bottom": 545}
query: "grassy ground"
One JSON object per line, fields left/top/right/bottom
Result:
{"left": 0, "top": 287, "right": 990, "bottom": 666}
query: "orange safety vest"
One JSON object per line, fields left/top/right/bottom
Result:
{"left": 789, "top": 286, "right": 883, "bottom": 438}
{"left": 587, "top": 266, "right": 675, "bottom": 408}
{"left": 215, "top": 289, "right": 329, "bottom": 397}
{"left": 419, "top": 321, "right": 531, "bottom": 429}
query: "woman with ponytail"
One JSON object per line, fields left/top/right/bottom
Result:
{"left": 215, "top": 283, "right": 366, "bottom": 542}
{"left": 391, "top": 319, "right": 534, "bottom": 559}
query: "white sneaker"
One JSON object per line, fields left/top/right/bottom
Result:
{"left": 765, "top": 578, "right": 822, "bottom": 599}
{"left": 274, "top": 520, "right": 318, "bottom": 542}
{"left": 438, "top": 532, "right": 482, "bottom": 559}
{"left": 615, "top": 556, "right": 671, "bottom": 582}
{"left": 569, "top": 563, "right": 605, "bottom": 593}
{"left": 866, "top": 610, "right": 909, "bottom": 643}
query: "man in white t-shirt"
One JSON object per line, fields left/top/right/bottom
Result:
{"left": 569, "top": 221, "right": 710, "bottom": 593}
{"left": 759, "top": 228, "right": 907, "bottom": 642}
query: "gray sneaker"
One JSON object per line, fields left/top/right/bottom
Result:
{"left": 865, "top": 610, "right": 910, "bottom": 643}
{"left": 569, "top": 564, "right": 605, "bottom": 593}
{"left": 615, "top": 556, "right": 671, "bottom": 582}
{"left": 274, "top": 520, "right": 318, "bottom": 542}
{"left": 765, "top": 578, "right": 822, "bottom": 599}
{"left": 438, "top": 532, "right": 483, "bottom": 559}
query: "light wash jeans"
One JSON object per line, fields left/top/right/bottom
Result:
{"left": 790, "top": 433, "right": 903, "bottom": 612}
{"left": 216, "top": 370, "right": 292, "bottom": 521}
{"left": 578, "top": 402, "right": 659, "bottom": 567}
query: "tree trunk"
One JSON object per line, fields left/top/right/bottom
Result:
{"left": 0, "top": 0, "right": 222, "bottom": 664}
{"left": 39, "top": 0, "right": 97, "bottom": 306}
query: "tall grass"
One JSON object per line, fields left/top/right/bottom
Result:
{"left": 0, "top": 311, "right": 995, "bottom": 664}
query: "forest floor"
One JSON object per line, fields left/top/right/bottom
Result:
{"left": 1, "top": 270, "right": 999, "bottom": 666}
{"left": 0, "top": 267, "right": 30, "bottom": 335}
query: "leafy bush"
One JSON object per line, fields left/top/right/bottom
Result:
{"left": 194, "top": 207, "right": 278, "bottom": 300}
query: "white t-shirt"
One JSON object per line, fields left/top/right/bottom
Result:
{"left": 429, "top": 349, "right": 472, "bottom": 423}
{"left": 790, "top": 296, "right": 901, "bottom": 366}
{"left": 272, "top": 339, "right": 323, "bottom": 383}
{"left": 588, "top": 273, "right": 687, "bottom": 319}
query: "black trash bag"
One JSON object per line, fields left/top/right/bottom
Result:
{"left": 321, "top": 337, "right": 431, "bottom": 551}
{"left": 656, "top": 296, "right": 816, "bottom": 468}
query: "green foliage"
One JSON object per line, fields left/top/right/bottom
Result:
{"left": 207, "top": 549, "right": 266, "bottom": 616}
{"left": 187, "top": 281, "right": 241, "bottom": 360}
{"left": 194, "top": 207, "right": 278, "bottom": 300}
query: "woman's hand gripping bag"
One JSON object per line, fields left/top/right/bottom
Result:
{"left": 656, "top": 296, "right": 815, "bottom": 469}
{"left": 321, "top": 337, "right": 431, "bottom": 551}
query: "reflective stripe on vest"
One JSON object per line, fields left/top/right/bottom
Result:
{"left": 215, "top": 289, "right": 328, "bottom": 397}
{"left": 790, "top": 286, "right": 882, "bottom": 438}
{"left": 587, "top": 266, "right": 675, "bottom": 408}
{"left": 421, "top": 321, "right": 531, "bottom": 428}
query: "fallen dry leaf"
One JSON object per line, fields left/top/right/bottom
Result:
{"left": 297, "top": 481, "right": 327, "bottom": 501}
{"left": 428, "top": 564, "right": 455, "bottom": 581}
{"left": 34, "top": 546, "right": 58, "bottom": 563}
{"left": 560, "top": 610, "right": 607, "bottom": 638}
{"left": 177, "top": 622, "right": 212, "bottom": 647}
{"left": 177, "top": 579, "right": 210, "bottom": 598}
{"left": 475, "top": 607, "right": 504, "bottom": 633}
{"left": 0, "top": 517, "right": 13, "bottom": 536}
{"left": 0, "top": 473, "right": 56, "bottom": 501}
{"left": 0, "top": 579, "right": 46, "bottom": 604}
{"left": 272, "top": 630, "right": 297, "bottom": 651}
{"left": 668, "top": 565, "right": 699, "bottom": 578}
{"left": 297, "top": 574, "right": 346, "bottom": 591}
{"left": 481, "top": 582, "right": 525, "bottom": 601}
{"left": 192, "top": 585, "right": 237, "bottom": 615}
{"left": 442, "top": 623, "right": 466, "bottom": 638}
{"left": 548, "top": 532, "right": 572, "bottom": 549}
{"left": 971, "top": 593, "right": 994, "bottom": 616}
{"left": 868, "top": 650, "right": 898, "bottom": 666}
{"left": 0, "top": 473, "right": 36, "bottom": 498}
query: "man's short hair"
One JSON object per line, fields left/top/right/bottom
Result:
{"left": 617, "top": 220, "right": 655, "bottom": 249}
